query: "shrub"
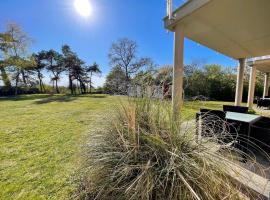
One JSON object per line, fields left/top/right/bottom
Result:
{"left": 77, "top": 98, "right": 262, "bottom": 200}
{"left": 0, "top": 86, "right": 40, "bottom": 96}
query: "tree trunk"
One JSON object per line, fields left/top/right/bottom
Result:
{"left": 15, "top": 72, "right": 20, "bottom": 95}
{"left": 52, "top": 80, "right": 55, "bottom": 93}
{"left": 79, "top": 81, "right": 82, "bottom": 94}
{"left": 38, "top": 71, "right": 43, "bottom": 93}
{"left": 79, "top": 80, "right": 83, "bottom": 94}
{"left": 125, "top": 67, "right": 129, "bottom": 95}
{"left": 21, "top": 69, "right": 27, "bottom": 86}
{"left": 80, "top": 80, "right": 86, "bottom": 94}
{"left": 42, "top": 82, "right": 45, "bottom": 93}
{"left": 55, "top": 79, "right": 59, "bottom": 94}
{"left": 0, "top": 67, "right": 11, "bottom": 88}
{"left": 69, "top": 75, "right": 73, "bottom": 95}
{"left": 90, "top": 72, "right": 92, "bottom": 94}
{"left": 39, "top": 78, "right": 42, "bottom": 93}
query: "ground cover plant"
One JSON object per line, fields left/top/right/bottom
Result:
{"left": 1, "top": 94, "right": 264, "bottom": 199}
{"left": 78, "top": 98, "right": 264, "bottom": 200}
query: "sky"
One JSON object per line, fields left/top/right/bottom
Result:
{"left": 0, "top": 0, "right": 238, "bottom": 87}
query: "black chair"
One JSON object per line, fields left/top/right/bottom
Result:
{"left": 250, "top": 117, "right": 270, "bottom": 152}
{"left": 223, "top": 105, "right": 248, "bottom": 113}
{"left": 257, "top": 98, "right": 270, "bottom": 108}
{"left": 196, "top": 108, "right": 226, "bottom": 138}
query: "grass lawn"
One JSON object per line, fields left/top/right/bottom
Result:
{"left": 0, "top": 94, "right": 118, "bottom": 200}
{"left": 0, "top": 95, "right": 233, "bottom": 199}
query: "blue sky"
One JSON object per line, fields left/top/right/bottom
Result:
{"left": 0, "top": 0, "right": 238, "bottom": 87}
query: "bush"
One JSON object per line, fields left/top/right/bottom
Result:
{"left": 0, "top": 86, "right": 40, "bottom": 96}
{"left": 77, "top": 98, "right": 262, "bottom": 200}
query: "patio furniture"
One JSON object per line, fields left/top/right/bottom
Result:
{"left": 196, "top": 109, "right": 226, "bottom": 138}
{"left": 257, "top": 98, "right": 270, "bottom": 108}
{"left": 250, "top": 117, "right": 270, "bottom": 152}
{"left": 223, "top": 105, "right": 248, "bottom": 113}
{"left": 197, "top": 110, "right": 262, "bottom": 150}
{"left": 225, "top": 112, "right": 262, "bottom": 155}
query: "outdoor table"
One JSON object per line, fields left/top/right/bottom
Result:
{"left": 226, "top": 112, "right": 261, "bottom": 123}
{"left": 225, "top": 112, "right": 262, "bottom": 156}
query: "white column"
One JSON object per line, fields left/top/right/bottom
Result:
{"left": 247, "top": 66, "right": 257, "bottom": 108}
{"left": 263, "top": 73, "right": 269, "bottom": 98}
{"left": 172, "top": 24, "right": 184, "bottom": 119}
{"left": 235, "top": 58, "right": 245, "bottom": 106}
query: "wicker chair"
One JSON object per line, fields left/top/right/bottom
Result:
{"left": 257, "top": 98, "right": 270, "bottom": 108}
{"left": 196, "top": 109, "right": 226, "bottom": 138}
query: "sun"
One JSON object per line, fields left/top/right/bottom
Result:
{"left": 74, "top": 0, "right": 92, "bottom": 18}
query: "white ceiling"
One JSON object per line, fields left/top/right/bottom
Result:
{"left": 247, "top": 58, "right": 270, "bottom": 73}
{"left": 164, "top": 0, "right": 270, "bottom": 60}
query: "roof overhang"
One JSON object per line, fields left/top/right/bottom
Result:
{"left": 247, "top": 58, "right": 270, "bottom": 73}
{"left": 164, "top": 0, "right": 270, "bottom": 59}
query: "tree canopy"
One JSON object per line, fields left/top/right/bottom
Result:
{"left": 108, "top": 38, "right": 152, "bottom": 94}
{"left": 0, "top": 22, "right": 101, "bottom": 96}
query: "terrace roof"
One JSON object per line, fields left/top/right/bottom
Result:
{"left": 164, "top": 0, "right": 270, "bottom": 59}
{"left": 247, "top": 56, "right": 270, "bottom": 73}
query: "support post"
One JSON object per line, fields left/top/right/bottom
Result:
{"left": 172, "top": 24, "right": 184, "bottom": 119}
{"left": 247, "top": 66, "right": 257, "bottom": 109}
{"left": 235, "top": 58, "right": 245, "bottom": 106}
{"left": 263, "top": 73, "right": 269, "bottom": 98}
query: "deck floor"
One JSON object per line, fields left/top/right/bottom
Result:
{"left": 182, "top": 119, "right": 270, "bottom": 199}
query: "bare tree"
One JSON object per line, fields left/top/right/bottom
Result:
{"left": 108, "top": 38, "right": 152, "bottom": 93}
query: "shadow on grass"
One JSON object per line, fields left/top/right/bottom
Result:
{"left": 34, "top": 95, "right": 77, "bottom": 104}
{"left": 34, "top": 94, "right": 107, "bottom": 104}
{"left": 0, "top": 94, "right": 108, "bottom": 103}
{"left": 0, "top": 94, "right": 52, "bottom": 101}
{"left": 78, "top": 94, "right": 107, "bottom": 98}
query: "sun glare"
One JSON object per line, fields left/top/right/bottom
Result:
{"left": 74, "top": 0, "right": 92, "bottom": 18}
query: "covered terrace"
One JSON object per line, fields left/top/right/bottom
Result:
{"left": 246, "top": 56, "right": 270, "bottom": 108}
{"left": 164, "top": 0, "right": 270, "bottom": 116}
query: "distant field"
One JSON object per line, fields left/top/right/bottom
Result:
{"left": 0, "top": 94, "right": 234, "bottom": 199}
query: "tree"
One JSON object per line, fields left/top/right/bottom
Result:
{"left": 86, "top": 62, "right": 101, "bottom": 93}
{"left": 71, "top": 57, "right": 87, "bottom": 94}
{"left": 32, "top": 52, "right": 46, "bottom": 93}
{"left": 1, "top": 23, "right": 33, "bottom": 95}
{"left": 43, "top": 50, "right": 64, "bottom": 94}
{"left": 0, "top": 33, "right": 13, "bottom": 88}
{"left": 62, "top": 45, "right": 79, "bottom": 95}
{"left": 62, "top": 44, "right": 99, "bottom": 95}
{"left": 104, "top": 66, "right": 126, "bottom": 94}
{"left": 108, "top": 38, "right": 152, "bottom": 93}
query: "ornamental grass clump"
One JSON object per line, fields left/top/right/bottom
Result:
{"left": 80, "top": 98, "right": 254, "bottom": 200}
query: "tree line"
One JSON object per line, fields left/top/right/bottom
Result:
{"left": 104, "top": 38, "right": 264, "bottom": 102}
{"left": 1, "top": 23, "right": 264, "bottom": 101}
{"left": 0, "top": 23, "right": 101, "bottom": 96}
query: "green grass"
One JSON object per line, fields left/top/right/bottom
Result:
{"left": 0, "top": 95, "right": 234, "bottom": 199}
{"left": 0, "top": 94, "right": 118, "bottom": 200}
{"left": 182, "top": 100, "right": 234, "bottom": 119}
